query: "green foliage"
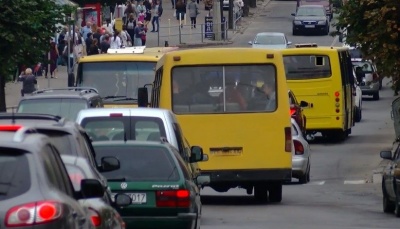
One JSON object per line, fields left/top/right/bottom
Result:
{"left": 333, "top": 0, "right": 400, "bottom": 91}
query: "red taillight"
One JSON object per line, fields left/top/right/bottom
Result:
{"left": 156, "top": 190, "right": 190, "bottom": 208}
{"left": 372, "top": 73, "right": 378, "bottom": 80}
{"left": 334, "top": 91, "right": 340, "bottom": 97}
{"left": 0, "top": 125, "right": 23, "bottom": 131}
{"left": 5, "top": 201, "right": 62, "bottom": 227}
{"left": 293, "top": 140, "right": 304, "bottom": 155}
{"left": 89, "top": 208, "right": 101, "bottom": 227}
{"left": 284, "top": 127, "right": 292, "bottom": 152}
{"left": 110, "top": 113, "right": 123, "bottom": 117}
{"left": 290, "top": 108, "right": 296, "bottom": 116}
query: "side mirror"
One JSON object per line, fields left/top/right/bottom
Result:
{"left": 380, "top": 151, "right": 392, "bottom": 160}
{"left": 291, "top": 13, "right": 296, "bottom": 16}
{"left": 338, "top": 33, "right": 343, "bottom": 43}
{"left": 100, "top": 156, "right": 120, "bottom": 172}
{"left": 190, "top": 146, "right": 204, "bottom": 163}
{"left": 114, "top": 193, "right": 132, "bottom": 207}
{"left": 196, "top": 175, "right": 210, "bottom": 186}
{"left": 287, "top": 41, "right": 292, "bottom": 45}
{"left": 138, "top": 87, "right": 149, "bottom": 107}
{"left": 248, "top": 41, "right": 253, "bottom": 45}
{"left": 299, "top": 101, "right": 309, "bottom": 107}
{"left": 80, "top": 179, "right": 104, "bottom": 199}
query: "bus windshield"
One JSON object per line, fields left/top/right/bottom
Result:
{"left": 78, "top": 62, "right": 156, "bottom": 101}
{"left": 283, "top": 55, "right": 331, "bottom": 80}
{"left": 171, "top": 64, "right": 277, "bottom": 113}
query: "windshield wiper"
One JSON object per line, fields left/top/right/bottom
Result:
{"left": 107, "top": 177, "right": 127, "bottom": 182}
{"left": 103, "top": 96, "right": 128, "bottom": 99}
{"left": 113, "top": 97, "right": 138, "bottom": 102}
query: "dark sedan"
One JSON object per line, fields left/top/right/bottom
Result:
{"left": 291, "top": 5, "right": 330, "bottom": 35}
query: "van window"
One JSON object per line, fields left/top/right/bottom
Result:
{"left": 284, "top": 55, "right": 332, "bottom": 80}
{"left": 17, "top": 98, "right": 87, "bottom": 121}
{"left": 0, "top": 151, "right": 31, "bottom": 201}
{"left": 171, "top": 64, "right": 277, "bottom": 113}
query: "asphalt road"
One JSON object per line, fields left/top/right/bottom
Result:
{"left": 200, "top": 1, "right": 399, "bottom": 228}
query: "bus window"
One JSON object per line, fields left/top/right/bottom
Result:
{"left": 171, "top": 65, "right": 277, "bottom": 113}
{"left": 283, "top": 55, "right": 331, "bottom": 80}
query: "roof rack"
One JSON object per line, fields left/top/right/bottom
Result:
{"left": 295, "top": 43, "right": 318, "bottom": 48}
{"left": 32, "top": 87, "right": 99, "bottom": 95}
{"left": 13, "top": 127, "right": 38, "bottom": 142}
{"left": 0, "top": 113, "right": 67, "bottom": 126}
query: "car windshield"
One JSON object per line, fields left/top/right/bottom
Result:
{"left": 0, "top": 151, "right": 31, "bottom": 201}
{"left": 17, "top": 98, "right": 87, "bottom": 121}
{"left": 284, "top": 55, "right": 331, "bottom": 79}
{"left": 78, "top": 62, "right": 156, "bottom": 103}
{"left": 352, "top": 61, "right": 373, "bottom": 73}
{"left": 94, "top": 145, "right": 179, "bottom": 182}
{"left": 255, "top": 35, "right": 285, "bottom": 45}
{"left": 297, "top": 7, "right": 325, "bottom": 16}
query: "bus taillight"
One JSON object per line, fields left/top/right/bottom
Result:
{"left": 334, "top": 91, "right": 340, "bottom": 113}
{"left": 284, "top": 127, "right": 292, "bottom": 152}
{"left": 335, "top": 91, "right": 340, "bottom": 97}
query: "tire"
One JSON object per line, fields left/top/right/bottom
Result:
{"left": 254, "top": 184, "right": 268, "bottom": 203}
{"left": 373, "top": 92, "right": 380, "bottom": 100}
{"left": 299, "top": 163, "right": 310, "bottom": 184}
{"left": 292, "top": 28, "right": 297, "bottom": 36}
{"left": 382, "top": 181, "right": 395, "bottom": 213}
{"left": 268, "top": 182, "right": 282, "bottom": 203}
{"left": 354, "top": 107, "right": 361, "bottom": 122}
{"left": 395, "top": 193, "right": 400, "bottom": 217}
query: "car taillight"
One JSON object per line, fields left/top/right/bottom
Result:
{"left": 293, "top": 140, "right": 304, "bottom": 155}
{"left": 0, "top": 125, "right": 23, "bottom": 131}
{"left": 88, "top": 208, "right": 101, "bottom": 227}
{"left": 372, "top": 73, "right": 378, "bottom": 81}
{"left": 284, "top": 127, "right": 292, "bottom": 152}
{"left": 5, "top": 201, "right": 62, "bottom": 227}
{"left": 156, "top": 190, "right": 190, "bottom": 208}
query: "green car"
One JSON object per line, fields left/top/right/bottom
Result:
{"left": 92, "top": 140, "right": 210, "bottom": 229}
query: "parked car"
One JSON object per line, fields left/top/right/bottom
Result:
{"left": 92, "top": 140, "right": 210, "bottom": 229}
{"left": 353, "top": 69, "right": 362, "bottom": 122}
{"left": 380, "top": 144, "right": 400, "bottom": 217}
{"left": 248, "top": 32, "right": 292, "bottom": 49}
{"left": 76, "top": 108, "right": 208, "bottom": 178}
{"left": 299, "top": 0, "right": 333, "bottom": 20}
{"left": 0, "top": 113, "right": 112, "bottom": 202}
{"left": 289, "top": 90, "right": 308, "bottom": 135}
{"left": 0, "top": 125, "right": 105, "bottom": 228}
{"left": 61, "top": 155, "right": 126, "bottom": 229}
{"left": 291, "top": 118, "right": 311, "bottom": 184}
{"left": 17, "top": 87, "right": 103, "bottom": 121}
{"left": 352, "top": 58, "right": 380, "bottom": 100}
{"left": 291, "top": 5, "right": 330, "bottom": 35}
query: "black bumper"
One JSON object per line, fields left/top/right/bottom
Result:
{"left": 293, "top": 25, "right": 326, "bottom": 32}
{"left": 202, "top": 169, "right": 292, "bottom": 183}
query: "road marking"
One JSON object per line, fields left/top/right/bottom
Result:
{"left": 343, "top": 180, "right": 366, "bottom": 185}
{"left": 308, "top": 181, "right": 325, "bottom": 185}
{"left": 330, "top": 35, "right": 339, "bottom": 47}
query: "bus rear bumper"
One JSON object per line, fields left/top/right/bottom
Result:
{"left": 202, "top": 169, "right": 292, "bottom": 184}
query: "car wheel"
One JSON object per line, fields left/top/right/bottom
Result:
{"left": 292, "top": 28, "right": 297, "bottom": 36}
{"left": 299, "top": 163, "right": 310, "bottom": 184}
{"left": 268, "top": 182, "right": 282, "bottom": 203}
{"left": 373, "top": 92, "right": 380, "bottom": 100}
{"left": 354, "top": 107, "right": 361, "bottom": 122}
{"left": 382, "top": 181, "right": 395, "bottom": 213}
{"left": 254, "top": 184, "right": 268, "bottom": 202}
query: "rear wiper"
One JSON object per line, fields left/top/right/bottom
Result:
{"left": 107, "top": 177, "right": 126, "bottom": 182}
{"left": 103, "top": 96, "right": 127, "bottom": 99}
{"left": 113, "top": 97, "right": 138, "bottom": 102}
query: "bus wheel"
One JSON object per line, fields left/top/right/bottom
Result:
{"left": 268, "top": 182, "right": 282, "bottom": 203}
{"left": 254, "top": 184, "right": 268, "bottom": 202}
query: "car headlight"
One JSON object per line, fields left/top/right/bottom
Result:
{"left": 294, "top": 20, "right": 302, "bottom": 25}
{"left": 317, "top": 21, "right": 326, "bottom": 25}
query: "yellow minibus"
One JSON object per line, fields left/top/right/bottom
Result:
{"left": 75, "top": 46, "right": 178, "bottom": 108}
{"left": 137, "top": 48, "right": 292, "bottom": 203}
{"left": 281, "top": 44, "right": 355, "bottom": 141}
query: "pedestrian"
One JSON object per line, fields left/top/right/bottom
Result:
{"left": 85, "top": 32, "right": 93, "bottom": 55}
{"left": 88, "top": 38, "right": 100, "bottom": 55}
{"left": 151, "top": 0, "right": 163, "bottom": 32}
{"left": 57, "top": 28, "right": 66, "bottom": 66}
{"left": 125, "top": 13, "right": 136, "bottom": 41}
{"left": 124, "top": 1, "right": 137, "bottom": 24}
{"left": 81, "top": 21, "right": 92, "bottom": 40}
{"left": 175, "top": 0, "right": 186, "bottom": 28}
{"left": 62, "top": 40, "right": 75, "bottom": 73}
{"left": 143, "top": 0, "right": 152, "bottom": 26}
{"left": 138, "top": 9, "right": 146, "bottom": 24}
{"left": 19, "top": 68, "right": 37, "bottom": 97}
{"left": 141, "top": 24, "right": 148, "bottom": 45}
{"left": 136, "top": 0, "right": 146, "bottom": 15}
{"left": 187, "top": 0, "right": 199, "bottom": 28}
{"left": 110, "top": 31, "right": 122, "bottom": 49}
{"left": 93, "top": 27, "right": 102, "bottom": 42}
{"left": 103, "top": 19, "right": 114, "bottom": 34}
{"left": 120, "top": 25, "right": 129, "bottom": 47}
{"left": 100, "top": 34, "right": 111, "bottom": 53}
{"left": 134, "top": 21, "right": 146, "bottom": 46}
{"left": 47, "top": 41, "right": 59, "bottom": 79}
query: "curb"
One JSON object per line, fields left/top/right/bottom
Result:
{"left": 177, "top": 41, "right": 233, "bottom": 48}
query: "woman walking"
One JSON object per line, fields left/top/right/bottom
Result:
{"left": 48, "top": 41, "right": 59, "bottom": 78}
{"left": 175, "top": 0, "right": 187, "bottom": 28}
{"left": 110, "top": 31, "right": 122, "bottom": 49}
{"left": 88, "top": 38, "right": 100, "bottom": 55}
{"left": 187, "top": 0, "right": 199, "bottom": 28}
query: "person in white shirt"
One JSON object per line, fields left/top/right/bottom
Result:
{"left": 120, "top": 25, "right": 129, "bottom": 47}
{"left": 110, "top": 31, "right": 122, "bottom": 49}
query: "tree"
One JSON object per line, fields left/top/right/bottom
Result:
{"left": 0, "top": 0, "right": 73, "bottom": 112}
{"left": 332, "top": 0, "right": 400, "bottom": 92}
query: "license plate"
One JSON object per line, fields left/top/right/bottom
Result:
{"left": 127, "top": 193, "right": 147, "bottom": 204}
{"left": 210, "top": 147, "right": 243, "bottom": 155}
{"left": 305, "top": 25, "right": 315, "bottom": 28}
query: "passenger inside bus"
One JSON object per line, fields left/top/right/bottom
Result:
{"left": 219, "top": 74, "right": 247, "bottom": 110}
{"left": 261, "top": 80, "right": 276, "bottom": 111}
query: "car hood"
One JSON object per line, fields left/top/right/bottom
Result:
{"left": 295, "top": 16, "right": 326, "bottom": 21}
{"left": 252, "top": 44, "right": 287, "bottom": 49}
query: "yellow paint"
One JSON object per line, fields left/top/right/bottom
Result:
{"left": 114, "top": 18, "right": 123, "bottom": 32}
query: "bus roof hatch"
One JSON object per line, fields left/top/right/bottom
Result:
{"left": 107, "top": 46, "right": 146, "bottom": 54}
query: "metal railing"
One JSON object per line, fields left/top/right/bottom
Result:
{"left": 156, "top": 20, "right": 229, "bottom": 46}
{"left": 233, "top": 8, "right": 243, "bottom": 31}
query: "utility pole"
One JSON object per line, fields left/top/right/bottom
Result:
{"left": 212, "top": 0, "right": 222, "bottom": 41}
{"left": 228, "top": 0, "right": 233, "bottom": 29}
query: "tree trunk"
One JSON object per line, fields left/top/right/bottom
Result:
{"left": 0, "top": 75, "right": 6, "bottom": 112}
{"left": 249, "top": 0, "right": 257, "bottom": 8}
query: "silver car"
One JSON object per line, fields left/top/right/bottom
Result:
{"left": 248, "top": 32, "right": 292, "bottom": 49}
{"left": 291, "top": 118, "right": 311, "bottom": 184}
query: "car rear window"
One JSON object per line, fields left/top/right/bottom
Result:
{"left": 352, "top": 61, "right": 373, "bottom": 73}
{"left": 0, "top": 150, "right": 31, "bottom": 200}
{"left": 284, "top": 55, "right": 332, "bottom": 80}
{"left": 80, "top": 116, "right": 167, "bottom": 142}
{"left": 36, "top": 130, "right": 75, "bottom": 156}
{"left": 94, "top": 145, "right": 179, "bottom": 182}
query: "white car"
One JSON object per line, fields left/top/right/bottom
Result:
{"left": 353, "top": 69, "right": 362, "bottom": 122}
{"left": 291, "top": 118, "right": 311, "bottom": 184}
{"left": 248, "top": 32, "right": 292, "bottom": 49}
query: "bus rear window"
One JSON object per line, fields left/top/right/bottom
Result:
{"left": 284, "top": 55, "right": 332, "bottom": 80}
